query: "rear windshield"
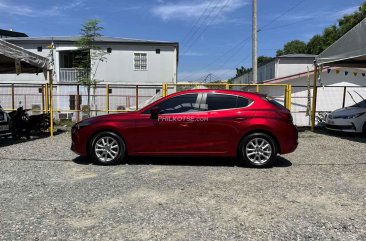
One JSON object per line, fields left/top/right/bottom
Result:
{"left": 263, "top": 96, "right": 286, "bottom": 109}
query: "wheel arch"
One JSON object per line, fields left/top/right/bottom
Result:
{"left": 237, "top": 129, "right": 280, "bottom": 155}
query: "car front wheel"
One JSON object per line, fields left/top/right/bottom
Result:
{"left": 90, "top": 131, "right": 125, "bottom": 165}
{"left": 239, "top": 133, "right": 277, "bottom": 168}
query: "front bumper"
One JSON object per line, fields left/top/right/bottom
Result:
{"left": 325, "top": 118, "right": 359, "bottom": 133}
{"left": 70, "top": 125, "right": 88, "bottom": 156}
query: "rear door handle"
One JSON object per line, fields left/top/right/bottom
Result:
{"left": 233, "top": 117, "right": 246, "bottom": 122}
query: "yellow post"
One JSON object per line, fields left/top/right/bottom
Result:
{"left": 256, "top": 85, "right": 260, "bottom": 93}
{"left": 311, "top": 64, "right": 318, "bottom": 131}
{"left": 106, "top": 84, "right": 109, "bottom": 114}
{"left": 287, "top": 84, "right": 292, "bottom": 111}
{"left": 225, "top": 84, "right": 229, "bottom": 90}
{"left": 48, "top": 70, "right": 54, "bottom": 137}
{"left": 162, "top": 84, "right": 168, "bottom": 97}
{"left": 45, "top": 83, "right": 49, "bottom": 113}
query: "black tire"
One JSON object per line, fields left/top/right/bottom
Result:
{"left": 89, "top": 131, "right": 125, "bottom": 165}
{"left": 238, "top": 133, "right": 277, "bottom": 168}
{"left": 362, "top": 122, "right": 366, "bottom": 136}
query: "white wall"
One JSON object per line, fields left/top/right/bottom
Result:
{"left": 0, "top": 41, "right": 178, "bottom": 85}
{"left": 92, "top": 44, "right": 177, "bottom": 84}
{"left": 232, "top": 57, "right": 314, "bottom": 85}
{"left": 276, "top": 58, "right": 314, "bottom": 78}
{"left": 267, "top": 68, "right": 366, "bottom": 126}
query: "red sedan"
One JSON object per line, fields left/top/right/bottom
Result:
{"left": 71, "top": 89, "right": 298, "bottom": 167}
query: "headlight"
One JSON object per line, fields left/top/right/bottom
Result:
{"left": 333, "top": 112, "right": 365, "bottom": 119}
{"left": 73, "top": 120, "right": 93, "bottom": 130}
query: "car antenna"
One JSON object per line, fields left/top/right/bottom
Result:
{"left": 353, "top": 90, "right": 365, "bottom": 102}
{"left": 347, "top": 91, "right": 360, "bottom": 107}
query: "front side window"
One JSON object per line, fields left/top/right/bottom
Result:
{"left": 146, "top": 94, "right": 199, "bottom": 114}
{"left": 202, "top": 94, "right": 252, "bottom": 111}
{"left": 134, "top": 53, "right": 147, "bottom": 70}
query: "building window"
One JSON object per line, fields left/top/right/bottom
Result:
{"left": 134, "top": 53, "right": 147, "bottom": 70}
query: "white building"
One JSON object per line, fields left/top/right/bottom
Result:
{"left": 0, "top": 36, "right": 179, "bottom": 120}
{"left": 231, "top": 54, "right": 366, "bottom": 127}
{"left": 233, "top": 54, "right": 316, "bottom": 84}
{"left": 0, "top": 36, "right": 179, "bottom": 84}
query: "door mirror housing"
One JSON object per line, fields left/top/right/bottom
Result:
{"left": 150, "top": 107, "right": 160, "bottom": 120}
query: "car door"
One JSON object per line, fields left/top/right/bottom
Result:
{"left": 131, "top": 93, "right": 204, "bottom": 155}
{"left": 197, "top": 93, "right": 253, "bottom": 154}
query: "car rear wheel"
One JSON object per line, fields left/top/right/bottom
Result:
{"left": 90, "top": 131, "right": 125, "bottom": 165}
{"left": 239, "top": 133, "right": 277, "bottom": 168}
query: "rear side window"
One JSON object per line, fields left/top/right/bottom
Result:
{"left": 237, "top": 96, "right": 252, "bottom": 108}
{"left": 203, "top": 94, "right": 252, "bottom": 111}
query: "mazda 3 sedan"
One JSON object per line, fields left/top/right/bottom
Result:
{"left": 71, "top": 89, "right": 298, "bottom": 167}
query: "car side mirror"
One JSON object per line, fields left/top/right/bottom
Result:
{"left": 150, "top": 107, "right": 160, "bottom": 120}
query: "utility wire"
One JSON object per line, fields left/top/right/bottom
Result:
{"left": 181, "top": 0, "right": 222, "bottom": 49}
{"left": 181, "top": 0, "right": 219, "bottom": 45}
{"left": 259, "top": 0, "right": 308, "bottom": 31}
{"left": 180, "top": 0, "right": 309, "bottom": 81}
{"left": 181, "top": 0, "right": 231, "bottom": 55}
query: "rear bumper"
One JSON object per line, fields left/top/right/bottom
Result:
{"left": 278, "top": 124, "right": 298, "bottom": 154}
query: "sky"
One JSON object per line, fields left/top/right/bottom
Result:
{"left": 0, "top": 0, "right": 364, "bottom": 82}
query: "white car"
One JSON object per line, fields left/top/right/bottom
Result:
{"left": 326, "top": 99, "right": 366, "bottom": 134}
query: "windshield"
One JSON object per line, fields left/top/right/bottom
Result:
{"left": 351, "top": 100, "right": 366, "bottom": 108}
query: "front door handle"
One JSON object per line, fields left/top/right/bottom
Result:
{"left": 233, "top": 117, "right": 246, "bottom": 122}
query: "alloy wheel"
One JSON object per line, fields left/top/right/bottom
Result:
{"left": 244, "top": 137, "right": 272, "bottom": 165}
{"left": 94, "top": 136, "right": 120, "bottom": 162}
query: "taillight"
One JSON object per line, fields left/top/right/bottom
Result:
{"left": 277, "top": 111, "right": 293, "bottom": 123}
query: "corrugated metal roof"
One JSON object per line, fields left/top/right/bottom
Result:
{"left": 0, "top": 39, "right": 49, "bottom": 74}
{"left": 5, "top": 36, "right": 179, "bottom": 46}
{"left": 317, "top": 18, "right": 366, "bottom": 67}
{"left": 0, "top": 29, "right": 28, "bottom": 37}
{"left": 279, "top": 54, "right": 317, "bottom": 58}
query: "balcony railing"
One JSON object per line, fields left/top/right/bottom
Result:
{"left": 59, "top": 68, "right": 89, "bottom": 83}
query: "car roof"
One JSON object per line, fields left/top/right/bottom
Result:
{"left": 167, "top": 89, "right": 265, "bottom": 99}
{"left": 138, "top": 89, "right": 266, "bottom": 113}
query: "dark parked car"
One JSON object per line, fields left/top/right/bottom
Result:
{"left": 71, "top": 89, "right": 298, "bottom": 167}
{"left": 0, "top": 105, "right": 11, "bottom": 136}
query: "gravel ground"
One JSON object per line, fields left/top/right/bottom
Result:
{"left": 0, "top": 130, "right": 365, "bottom": 241}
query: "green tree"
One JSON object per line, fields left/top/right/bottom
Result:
{"left": 305, "top": 1, "right": 366, "bottom": 55}
{"left": 338, "top": 2, "right": 366, "bottom": 36}
{"left": 235, "top": 66, "right": 252, "bottom": 77}
{"left": 257, "top": 56, "right": 274, "bottom": 65}
{"left": 276, "top": 40, "right": 307, "bottom": 56}
{"left": 74, "top": 19, "right": 107, "bottom": 117}
{"left": 306, "top": 35, "right": 324, "bottom": 55}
